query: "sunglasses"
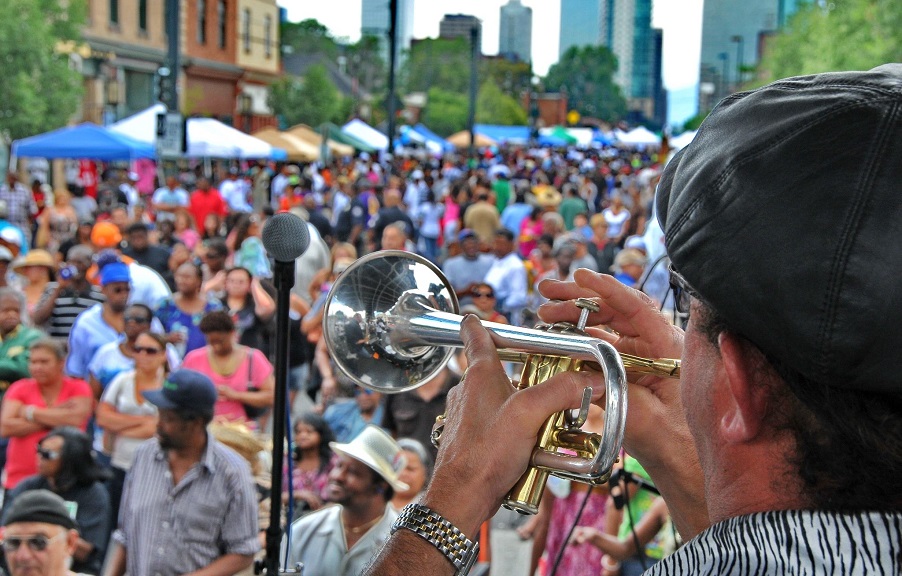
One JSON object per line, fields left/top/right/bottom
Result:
{"left": 668, "top": 263, "right": 698, "bottom": 316}
{"left": 134, "top": 346, "right": 163, "bottom": 356}
{"left": 1, "top": 532, "right": 66, "bottom": 553}
{"left": 473, "top": 291, "right": 495, "bottom": 298}
{"left": 37, "top": 448, "right": 60, "bottom": 461}
{"left": 124, "top": 315, "right": 151, "bottom": 324}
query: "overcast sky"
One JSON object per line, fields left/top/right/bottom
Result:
{"left": 279, "top": 0, "right": 704, "bottom": 124}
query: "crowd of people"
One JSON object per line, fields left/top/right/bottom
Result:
{"left": 0, "top": 124, "right": 674, "bottom": 576}
{"left": 1, "top": 65, "right": 900, "bottom": 576}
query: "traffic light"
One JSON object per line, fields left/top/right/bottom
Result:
{"left": 155, "top": 66, "right": 174, "bottom": 106}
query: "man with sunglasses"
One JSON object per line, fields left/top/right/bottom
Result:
{"left": 65, "top": 263, "right": 133, "bottom": 381}
{"left": 364, "top": 65, "right": 902, "bottom": 575}
{"left": 1, "top": 489, "right": 80, "bottom": 576}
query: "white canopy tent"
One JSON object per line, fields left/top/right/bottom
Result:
{"left": 341, "top": 119, "right": 389, "bottom": 151}
{"left": 615, "top": 126, "right": 661, "bottom": 147}
{"left": 110, "top": 104, "right": 280, "bottom": 158}
{"left": 670, "top": 130, "right": 698, "bottom": 151}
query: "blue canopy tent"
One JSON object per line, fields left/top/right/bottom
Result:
{"left": 474, "top": 124, "right": 530, "bottom": 145}
{"left": 12, "top": 122, "right": 156, "bottom": 160}
{"left": 412, "top": 123, "right": 453, "bottom": 152}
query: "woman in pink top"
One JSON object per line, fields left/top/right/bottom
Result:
{"left": 181, "top": 310, "right": 274, "bottom": 427}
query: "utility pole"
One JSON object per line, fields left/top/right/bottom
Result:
{"left": 386, "top": 0, "right": 399, "bottom": 154}
{"left": 164, "top": 0, "right": 180, "bottom": 111}
{"left": 467, "top": 25, "right": 478, "bottom": 156}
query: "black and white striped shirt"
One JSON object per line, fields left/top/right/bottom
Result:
{"left": 647, "top": 510, "right": 901, "bottom": 575}
{"left": 112, "top": 435, "right": 260, "bottom": 576}
{"left": 35, "top": 282, "right": 105, "bottom": 339}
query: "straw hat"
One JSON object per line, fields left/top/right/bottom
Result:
{"left": 329, "top": 425, "right": 409, "bottom": 492}
{"left": 533, "top": 184, "right": 562, "bottom": 208}
{"left": 11, "top": 249, "right": 56, "bottom": 274}
{"left": 210, "top": 421, "right": 268, "bottom": 475}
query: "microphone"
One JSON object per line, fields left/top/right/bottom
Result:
{"left": 262, "top": 212, "right": 310, "bottom": 263}
{"left": 259, "top": 211, "right": 309, "bottom": 576}
{"left": 609, "top": 468, "right": 661, "bottom": 500}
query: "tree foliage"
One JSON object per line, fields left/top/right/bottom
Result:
{"left": 280, "top": 19, "right": 339, "bottom": 59}
{"left": 269, "top": 64, "right": 345, "bottom": 127}
{"left": 421, "top": 88, "right": 468, "bottom": 137}
{"left": 0, "top": 0, "right": 86, "bottom": 142}
{"left": 477, "top": 81, "right": 528, "bottom": 126}
{"left": 755, "top": 0, "right": 902, "bottom": 86}
{"left": 402, "top": 38, "right": 472, "bottom": 94}
{"left": 543, "top": 45, "right": 626, "bottom": 122}
{"left": 480, "top": 59, "right": 533, "bottom": 99}
{"left": 344, "top": 34, "right": 386, "bottom": 95}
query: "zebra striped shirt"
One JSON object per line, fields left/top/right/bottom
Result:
{"left": 647, "top": 510, "right": 901, "bottom": 575}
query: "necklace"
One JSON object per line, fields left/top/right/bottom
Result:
{"left": 343, "top": 513, "right": 383, "bottom": 535}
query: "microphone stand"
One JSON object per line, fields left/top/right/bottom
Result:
{"left": 259, "top": 259, "right": 295, "bottom": 575}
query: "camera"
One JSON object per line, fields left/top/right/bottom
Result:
{"left": 59, "top": 265, "right": 77, "bottom": 281}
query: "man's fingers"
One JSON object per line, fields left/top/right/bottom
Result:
{"left": 504, "top": 370, "right": 603, "bottom": 435}
{"left": 460, "top": 314, "right": 503, "bottom": 372}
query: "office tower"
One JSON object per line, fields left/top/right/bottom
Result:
{"left": 439, "top": 14, "right": 482, "bottom": 54}
{"left": 698, "top": 0, "right": 803, "bottom": 111}
{"left": 361, "top": 0, "right": 414, "bottom": 65}
{"left": 499, "top": 0, "right": 532, "bottom": 63}
{"left": 559, "top": 0, "right": 602, "bottom": 57}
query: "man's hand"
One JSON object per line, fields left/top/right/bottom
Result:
{"left": 537, "top": 270, "right": 709, "bottom": 537}
{"left": 422, "top": 314, "right": 602, "bottom": 538}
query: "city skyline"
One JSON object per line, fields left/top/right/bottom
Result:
{"left": 278, "top": 0, "right": 704, "bottom": 125}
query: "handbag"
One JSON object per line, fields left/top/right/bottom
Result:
{"left": 242, "top": 349, "right": 267, "bottom": 420}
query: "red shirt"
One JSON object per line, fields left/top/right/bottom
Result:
{"left": 189, "top": 188, "right": 228, "bottom": 231}
{"left": 3, "top": 377, "right": 92, "bottom": 489}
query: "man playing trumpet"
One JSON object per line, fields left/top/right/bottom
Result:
{"left": 365, "top": 64, "right": 902, "bottom": 575}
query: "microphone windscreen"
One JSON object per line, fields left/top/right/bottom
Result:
{"left": 262, "top": 212, "right": 310, "bottom": 262}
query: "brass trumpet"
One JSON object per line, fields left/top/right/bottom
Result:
{"left": 322, "top": 251, "right": 679, "bottom": 515}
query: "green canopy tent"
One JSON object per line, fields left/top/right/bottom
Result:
{"left": 319, "top": 123, "right": 378, "bottom": 153}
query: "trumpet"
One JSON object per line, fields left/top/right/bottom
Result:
{"left": 323, "top": 251, "right": 679, "bottom": 514}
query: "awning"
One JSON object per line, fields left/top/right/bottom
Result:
{"left": 12, "top": 122, "right": 155, "bottom": 160}
{"left": 251, "top": 128, "right": 319, "bottom": 162}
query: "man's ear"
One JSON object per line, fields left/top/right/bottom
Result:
{"left": 66, "top": 528, "right": 79, "bottom": 554}
{"left": 717, "top": 332, "right": 770, "bottom": 443}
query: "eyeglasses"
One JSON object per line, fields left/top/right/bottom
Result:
{"left": 37, "top": 448, "right": 61, "bottom": 460}
{"left": 473, "top": 291, "right": 495, "bottom": 299}
{"left": 134, "top": 346, "right": 162, "bottom": 356}
{"left": 1, "top": 532, "right": 66, "bottom": 553}
{"left": 668, "top": 263, "right": 699, "bottom": 316}
{"left": 124, "top": 315, "right": 151, "bottom": 324}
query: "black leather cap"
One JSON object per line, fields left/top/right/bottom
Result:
{"left": 657, "top": 64, "right": 902, "bottom": 393}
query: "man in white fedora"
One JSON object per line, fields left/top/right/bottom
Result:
{"left": 284, "top": 425, "right": 408, "bottom": 576}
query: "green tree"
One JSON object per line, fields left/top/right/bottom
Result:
{"left": 269, "top": 65, "right": 341, "bottom": 127}
{"left": 0, "top": 0, "right": 86, "bottom": 142}
{"left": 280, "top": 18, "right": 338, "bottom": 59}
{"left": 755, "top": 0, "right": 902, "bottom": 86}
{"left": 402, "top": 37, "right": 472, "bottom": 94}
{"left": 421, "top": 88, "right": 468, "bottom": 137}
{"left": 476, "top": 81, "right": 528, "bottom": 125}
{"left": 480, "top": 59, "right": 533, "bottom": 99}
{"left": 345, "top": 34, "right": 387, "bottom": 95}
{"left": 543, "top": 46, "right": 626, "bottom": 122}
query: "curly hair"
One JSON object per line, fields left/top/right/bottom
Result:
{"left": 41, "top": 427, "right": 111, "bottom": 491}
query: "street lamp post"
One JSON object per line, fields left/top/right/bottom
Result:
{"left": 237, "top": 93, "right": 253, "bottom": 133}
{"left": 718, "top": 52, "right": 729, "bottom": 102}
{"left": 731, "top": 35, "right": 745, "bottom": 89}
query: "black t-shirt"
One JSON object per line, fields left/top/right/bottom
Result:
{"left": 122, "top": 244, "right": 171, "bottom": 276}
{"left": 383, "top": 372, "right": 459, "bottom": 460}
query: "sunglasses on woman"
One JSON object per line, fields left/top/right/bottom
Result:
{"left": 37, "top": 448, "right": 60, "bottom": 460}
{"left": 473, "top": 291, "right": 495, "bottom": 298}
{"left": 134, "top": 346, "right": 163, "bottom": 356}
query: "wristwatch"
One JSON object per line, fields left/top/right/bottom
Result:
{"left": 392, "top": 503, "right": 480, "bottom": 575}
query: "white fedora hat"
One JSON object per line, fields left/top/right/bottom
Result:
{"left": 330, "top": 425, "right": 409, "bottom": 492}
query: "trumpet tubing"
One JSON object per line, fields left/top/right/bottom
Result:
{"left": 323, "top": 251, "right": 679, "bottom": 515}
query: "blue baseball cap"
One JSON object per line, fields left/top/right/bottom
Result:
{"left": 144, "top": 369, "right": 217, "bottom": 413}
{"left": 99, "top": 262, "right": 131, "bottom": 286}
{"left": 458, "top": 229, "right": 477, "bottom": 242}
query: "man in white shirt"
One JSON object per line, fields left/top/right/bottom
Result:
{"left": 219, "top": 168, "right": 252, "bottom": 214}
{"left": 484, "top": 228, "right": 528, "bottom": 325}
{"left": 151, "top": 176, "right": 189, "bottom": 222}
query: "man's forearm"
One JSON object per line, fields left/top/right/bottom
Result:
{"left": 363, "top": 530, "right": 456, "bottom": 576}
{"left": 186, "top": 553, "right": 254, "bottom": 576}
{"left": 102, "top": 542, "right": 126, "bottom": 576}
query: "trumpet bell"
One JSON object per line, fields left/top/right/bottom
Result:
{"left": 323, "top": 251, "right": 460, "bottom": 393}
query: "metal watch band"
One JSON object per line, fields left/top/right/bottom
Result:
{"left": 391, "top": 503, "right": 480, "bottom": 575}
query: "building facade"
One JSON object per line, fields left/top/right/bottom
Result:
{"left": 697, "top": 0, "right": 802, "bottom": 112}
{"left": 77, "top": 0, "right": 279, "bottom": 132}
{"left": 559, "top": 0, "right": 602, "bottom": 58}
{"left": 499, "top": 0, "right": 532, "bottom": 63}
{"left": 439, "top": 14, "right": 482, "bottom": 55}
{"left": 361, "top": 0, "right": 414, "bottom": 67}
